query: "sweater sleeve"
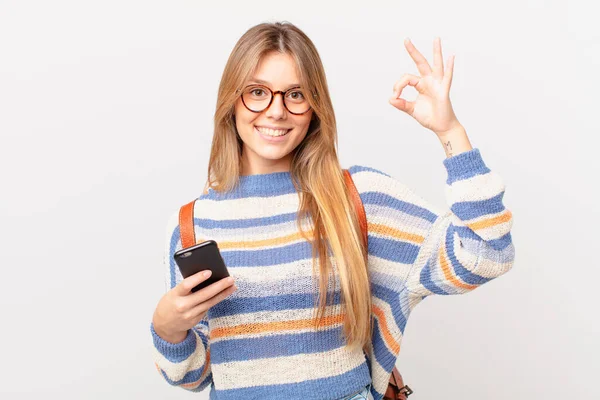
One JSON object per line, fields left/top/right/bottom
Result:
{"left": 150, "top": 210, "right": 213, "bottom": 392}
{"left": 351, "top": 147, "right": 515, "bottom": 298}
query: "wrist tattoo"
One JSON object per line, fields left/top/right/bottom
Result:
{"left": 445, "top": 140, "right": 453, "bottom": 157}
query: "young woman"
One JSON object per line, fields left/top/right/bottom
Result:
{"left": 150, "top": 22, "right": 515, "bottom": 400}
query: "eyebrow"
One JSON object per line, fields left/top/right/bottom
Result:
{"left": 248, "top": 78, "right": 301, "bottom": 89}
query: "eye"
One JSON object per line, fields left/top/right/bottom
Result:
{"left": 287, "top": 90, "right": 305, "bottom": 100}
{"left": 251, "top": 88, "right": 266, "bottom": 96}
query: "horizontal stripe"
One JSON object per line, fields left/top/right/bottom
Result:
{"left": 369, "top": 269, "right": 409, "bottom": 295}
{"left": 487, "top": 230, "right": 514, "bottom": 251}
{"left": 443, "top": 148, "right": 490, "bottom": 184}
{"left": 195, "top": 211, "right": 298, "bottom": 229}
{"left": 368, "top": 254, "right": 412, "bottom": 277}
{"left": 475, "top": 234, "right": 513, "bottom": 259}
{"left": 217, "top": 230, "right": 313, "bottom": 250}
{"left": 445, "top": 169, "right": 505, "bottom": 201}
{"left": 450, "top": 222, "right": 515, "bottom": 253}
{"left": 466, "top": 209, "right": 512, "bottom": 231}
{"left": 196, "top": 218, "right": 306, "bottom": 244}
{"left": 361, "top": 192, "right": 438, "bottom": 223}
{"left": 220, "top": 241, "right": 314, "bottom": 267}
{"left": 211, "top": 313, "right": 345, "bottom": 340}
{"left": 369, "top": 222, "right": 425, "bottom": 245}
{"left": 466, "top": 217, "right": 513, "bottom": 243}
{"left": 194, "top": 193, "right": 300, "bottom": 220}
{"left": 209, "top": 291, "right": 342, "bottom": 317}
{"left": 230, "top": 273, "right": 319, "bottom": 297}
{"left": 158, "top": 364, "right": 213, "bottom": 389}
{"left": 210, "top": 345, "right": 368, "bottom": 390}
{"left": 348, "top": 164, "right": 391, "bottom": 177}
{"left": 450, "top": 191, "right": 507, "bottom": 220}
{"left": 368, "top": 236, "right": 421, "bottom": 265}
{"left": 210, "top": 325, "right": 346, "bottom": 363}
{"left": 227, "top": 258, "right": 316, "bottom": 283}
{"left": 211, "top": 362, "right": 371, "bottom": 400}
{"left": 210, "top": 305, "right": 340, "bottom": 333}
{"left": 350, "top": 167, "right": 445, "bottom": 216}
{"left": 365, "top": 203, "right": 433, "bottom": 236}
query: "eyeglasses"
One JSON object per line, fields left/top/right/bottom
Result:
{"left": 237, "top": 84, "right": 312, "bottom": 115}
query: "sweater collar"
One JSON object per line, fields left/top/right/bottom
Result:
{"left": 204, "top": 170, "right": 297, "bottom": 200}
{"left": 238, "top": 170, "right": 293, "bottom": 189}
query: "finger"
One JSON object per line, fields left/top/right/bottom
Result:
{"left": 443, "top": 55, "right": 455, "bottom": 91}
{"left": 389, "top": 95, "right": 415, "bottom": 115}
{"left": 390, "top": 73, "right": 420, "bottom": 114}
{"left": 432, "top": 37, "right": 444, "bottom": 80}
{"left": 190, "top": 283, "right": 237, "bottom": 318}
{"left": 190, "top": 275, "right": 235, "bottom": 305}
{"left": 404, "top": 38, "right": 432, "bottom": 77}
{"left": 176, "top": 269, "right": 213, "bottom": 295}
{"left": 392, "top": 74, "right": 422, "bottom": 98}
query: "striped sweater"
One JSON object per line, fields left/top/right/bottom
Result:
{"left": 150, "top": 148, "right": 515, "bottom": 400}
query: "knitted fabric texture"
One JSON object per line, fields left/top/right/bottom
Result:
{"left": 150, "top": 148, "right": 515, "bottom": 400}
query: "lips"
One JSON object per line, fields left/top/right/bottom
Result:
{"left": 254, "top": 126, "right": 291, "bottom": 142}
{"left": 255, "top": 126, "right": 292, "bottom": 135}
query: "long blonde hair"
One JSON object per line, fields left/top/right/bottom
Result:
{"left": 207, "top": 21, "right": 372, "bottom": 350}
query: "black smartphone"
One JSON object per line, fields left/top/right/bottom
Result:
{"left": 173, "top": 240, "right": 230, "bottom": 293}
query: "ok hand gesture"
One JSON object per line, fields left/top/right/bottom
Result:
{"left": 389, "top": 37, "right": 463, "bottom": 138}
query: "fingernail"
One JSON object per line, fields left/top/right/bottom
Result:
{"left": 203, "top": 270, "right": 212, "bottom": 277}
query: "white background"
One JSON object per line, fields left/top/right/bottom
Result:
{"left": 1, "top": 0, "right": 598, "bottom": 399}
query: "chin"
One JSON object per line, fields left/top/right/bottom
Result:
{"left": 255, "top": 149, "right": 291, "bottom": 161}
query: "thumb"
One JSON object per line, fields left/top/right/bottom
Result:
{"left": 389, "top": 96, "right": 414, "bottom": 115}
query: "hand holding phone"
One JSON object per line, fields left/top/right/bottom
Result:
{"left": 152, "top": 269, "right": 237, "bottom": 344}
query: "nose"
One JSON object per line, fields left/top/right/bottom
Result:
{"left": 265, "top": 92, "right": 287, "bottom": 119}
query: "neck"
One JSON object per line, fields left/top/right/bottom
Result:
{"left": 241, "top": 150, "right": 292, "bottom": 176}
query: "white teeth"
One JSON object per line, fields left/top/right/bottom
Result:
{"left": 256, "top": 126, "right": 290, "bottom": 136}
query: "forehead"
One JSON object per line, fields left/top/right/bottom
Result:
{"left": 250, "top": 52, "right": 300, "bottom": 86}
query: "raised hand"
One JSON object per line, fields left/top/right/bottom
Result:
{"left": 389, "top": 37, "right": 463, "bottom": 138}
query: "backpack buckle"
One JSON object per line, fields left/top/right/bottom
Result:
{"left": 399, "top": 385, "right": 413, "bottom": 397}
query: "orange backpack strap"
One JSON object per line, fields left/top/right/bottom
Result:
{"left": 343, "top": 169, "right": 368, "bottom": 248}
{"left": 179, "top": 183, "right": 210, "bottom": 249}
{"left": 179, "top": 199, "right": 197, "bottom": 249}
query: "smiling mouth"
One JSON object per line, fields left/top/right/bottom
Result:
{"left": 255, "top": 126, "right": 292, "bottom": 137}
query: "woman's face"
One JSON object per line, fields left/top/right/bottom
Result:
{"left": 234, "top": 51, "right": 314, "bottom": 175}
